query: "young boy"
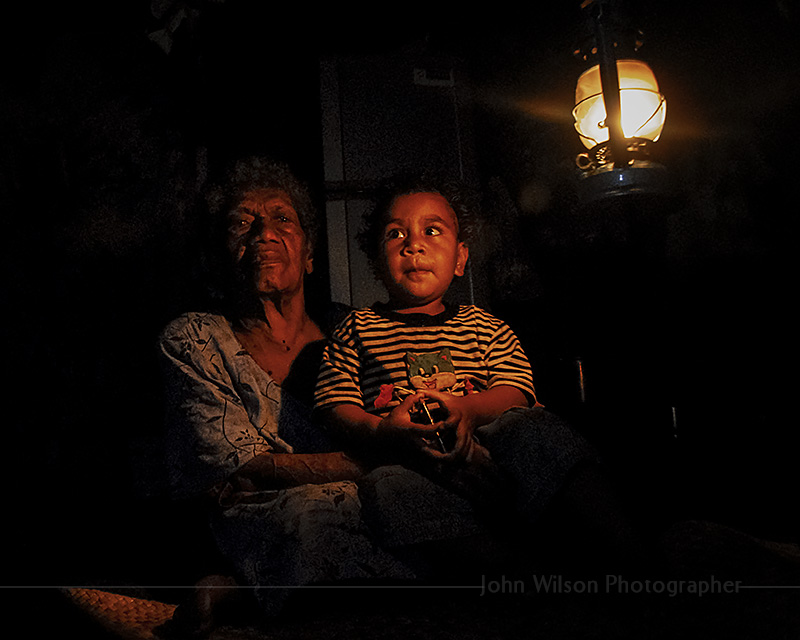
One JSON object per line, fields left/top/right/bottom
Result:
{"left": 314, "top": 174, "right": 538, "bottom": 467}
{"left": 314, "top": 174, "right": 649, "bottom": 574}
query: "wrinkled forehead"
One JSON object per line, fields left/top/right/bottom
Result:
{"left": 234, "top": 188, "right": 296, "bottom": 212}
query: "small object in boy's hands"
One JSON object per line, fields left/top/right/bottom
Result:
{"left": 416, "top": 398, "right": 447, "bottom": 453}
{"left": 418, "top": 399, "right": 434, "bottom": 424}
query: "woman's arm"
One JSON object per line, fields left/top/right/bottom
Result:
{"left": 221, "top": 395, "right": 446, "bottom": 500}
{"left": 159, "top": 314, "right": 336, "bottom": 499}
{"left": 227, "top": 451, "right": 367, "bottom": 492}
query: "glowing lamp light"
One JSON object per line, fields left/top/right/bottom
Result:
{"left": 573, "top": 59, "right": 666, "bottom": 150}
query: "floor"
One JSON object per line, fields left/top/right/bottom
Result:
{"left": 12, "top": 518, "right": 800, "bottom": 640}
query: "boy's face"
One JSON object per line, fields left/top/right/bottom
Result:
{"left": 380, "top": 192, "right": 469, "bottom": 312}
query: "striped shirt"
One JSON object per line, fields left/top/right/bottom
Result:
{"left": 314, "top": 304, "right": 536, "bottom": 414}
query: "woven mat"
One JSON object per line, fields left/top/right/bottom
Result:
{"left": 62, "top": 588, "right": 177, "bottom": 640}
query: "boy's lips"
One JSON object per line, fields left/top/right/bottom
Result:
{"left": 404, "top": 260, "right": 434, "bottom": 273}
{"left": 404, "top": 267, "right": 434, "bottom": 281}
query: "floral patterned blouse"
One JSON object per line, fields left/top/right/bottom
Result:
{"left": 158, "top": 312, "right": 333, "bottom": 500}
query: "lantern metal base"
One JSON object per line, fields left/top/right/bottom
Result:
{"left": 577, "top": 161, "right": 668, "bottom": 202}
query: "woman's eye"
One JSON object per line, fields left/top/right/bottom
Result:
{"left": 229, "top": 213, "right": 253, "bottom": 229}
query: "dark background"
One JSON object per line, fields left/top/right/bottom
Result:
{"left": 2, "top": 0, "right": 798, "bottom": 590}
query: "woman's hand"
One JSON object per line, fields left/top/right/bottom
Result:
{"left": 226, "top": 451, "right": 368, "bottom": 493}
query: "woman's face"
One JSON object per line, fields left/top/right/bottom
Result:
{"left": 226, "top": 188, "right": 312, "bottom": 298}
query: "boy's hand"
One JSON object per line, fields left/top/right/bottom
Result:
{"left": 417, "top": 385, "right": 529, "bottom": 462}
{"left": 376, "top": 392, "right": 445, "bottom": 455}
{"left": 416, "top": 390, "right": 479, "bottom": 461}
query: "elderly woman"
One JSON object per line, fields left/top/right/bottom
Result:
{"left": 158, "top": 158, "right": 415, "bottom": 628}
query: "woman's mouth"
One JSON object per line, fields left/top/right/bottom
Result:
{"left": 252, "top": 250, "right": 284, "bottom": 266}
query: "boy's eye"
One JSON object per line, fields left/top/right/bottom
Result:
{"left": 425, "top": 226, "right": 442, "bottom": 236}
{"left": 385, "top": 228, "right": 406, "bottom": 240}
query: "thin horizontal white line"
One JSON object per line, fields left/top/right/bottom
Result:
{"left": 738, "top": 585, "right": 800, "bottom": 590}
{"left": 2, "top": 584, "right": 482, "bottom": 590}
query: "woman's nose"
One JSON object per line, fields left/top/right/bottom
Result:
{"left": 250, "top": 217, "right": 281, "bottom": 243}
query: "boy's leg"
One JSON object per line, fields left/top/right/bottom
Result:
{"left": 357, "top": 464, "right": 486, "bottom": 549}
{"left": 475, "top": 407, "right": 599, "bottom": 523}
{"left": 476, "top": 407, "right": 655, "bottom": 575}
{"left": 357, "top": 465, "right": 512, "bottom": 578}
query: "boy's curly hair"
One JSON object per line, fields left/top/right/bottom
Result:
{"left": 357, "top": 171, "right": 478, "bottom": 272}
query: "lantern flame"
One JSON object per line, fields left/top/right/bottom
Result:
{"left": 573, "top": 59, "right": 666, "bottom": 150}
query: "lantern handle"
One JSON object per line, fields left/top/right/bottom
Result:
{"left": 586, "top": 0, "right": 627, "bottom": 166}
